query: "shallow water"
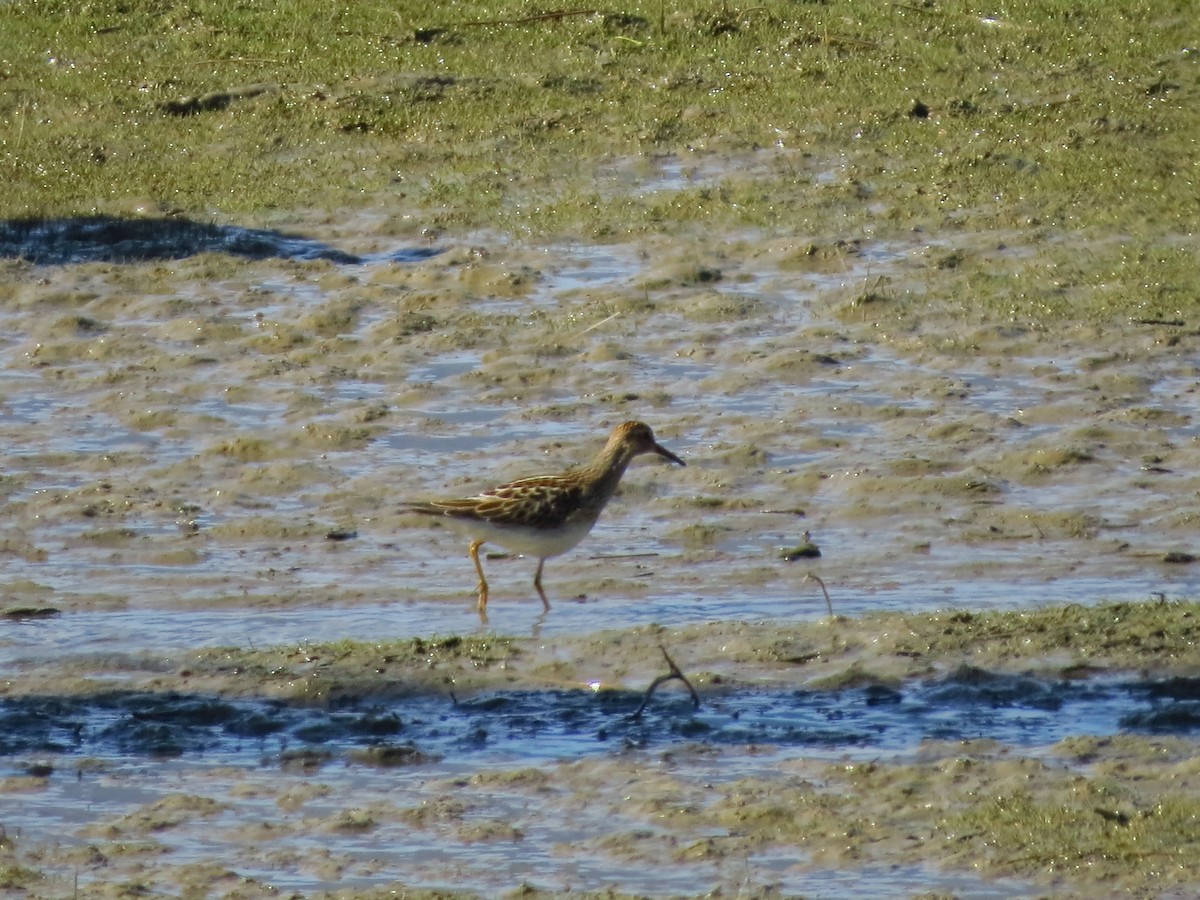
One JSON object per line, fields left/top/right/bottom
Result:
{"left": 1, "top": 569, "right": 1194, "bottom": 668}
{"left": 9, "top": 656, "right": 1190, "bottom": 897}
{"left": 1, "top": 204, "right": 1199, "bottom": 897}
{"left": 5, "top": 666, "right": 1195, "bottom": 762}
{"left": 7, "top": 751, "right": 1034, "bottom": 899}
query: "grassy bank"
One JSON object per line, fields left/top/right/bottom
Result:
{"left": 2, "top": 0, "right": 1196, "bottom": 241}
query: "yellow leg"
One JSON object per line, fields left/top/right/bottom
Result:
{"left": 468, "top": 540, "right": 488, "bottom": 611}
{"left": 533, "top": 558, "right": 550, "bottom": 611}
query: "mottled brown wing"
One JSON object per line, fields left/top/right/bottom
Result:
{"left": 475, "top": 475, "right": 586, "bottom": 529}
{"left": 407, "top": 475, "right": 589, "bottom": 529}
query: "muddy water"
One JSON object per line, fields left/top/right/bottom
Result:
{"left": 2, "top": 201, "right": 1200, "bottom": 897}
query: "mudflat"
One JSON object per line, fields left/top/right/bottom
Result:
{"left": 2, "top": 2, "right": 1199, "bottom": 897}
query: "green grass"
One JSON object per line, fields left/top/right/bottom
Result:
{"left": 946, "top": 788, "right": 1200, "bottom": 878}
{"left": 1, "top": 1, "right": 1195, "bottom": 230}
{"left": 3, "top": 1, "right": 1198, "bottom": 324}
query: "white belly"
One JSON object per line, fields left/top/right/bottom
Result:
{"left": 444, "top": 515, "right": 599, "bottom": 559}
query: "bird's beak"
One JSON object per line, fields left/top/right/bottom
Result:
{"left": 653, "top": 442, "right": 686, "bottom": 466}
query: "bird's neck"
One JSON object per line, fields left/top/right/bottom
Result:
{"left": 578, "top": 444, "right": 636, "bottom": 501}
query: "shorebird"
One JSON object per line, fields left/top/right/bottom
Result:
{"left": 403, "top": 421, "right": 686, "bottom": 614}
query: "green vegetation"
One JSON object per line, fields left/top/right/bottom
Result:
{"left": 186, "top": 633, "right": 521, "bottom": 700}
{"left": 745, "top": 598, "right": 1200, "bottom": 683}
{"left": 857, "top": 599, "right": 1200, "bottom": 672}
{"left": 4, "top": 1, "right": 1198, "bottom": 324}
{"left": 944, "top": 783, "right": 1200, "bottom": 883}
{"left": 169, "top": 599, "right": 1200, "bottom": 701}
{"left": 0, "top": 863, "right": 45, "bottom": 892}
{"left": 2, "top": 0, "right": 1196, "bottom": 239}
{"left": 803, "top": 737, "right": 1200, "bottom": 891}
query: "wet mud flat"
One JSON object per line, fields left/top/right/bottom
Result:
{"left": 0, "top": 214, "right": 1197, "bottom": 623}
{"left": 0, "top": 186, "right": 1198, "bottom": 897}
{"left": 4, "top": 602, "right": 1200, "bottom": 898}
{"left": 3, "top": 3, "right": 1199, "bottom": 894}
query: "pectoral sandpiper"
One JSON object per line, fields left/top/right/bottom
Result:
{"left": 403, "top": 421, "right": 686, "bottom": 614}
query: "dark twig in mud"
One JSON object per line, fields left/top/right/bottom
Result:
{"left": 631, "top": 644, "right": 700, "bottom": 719}
{"left": 429, "top": 8, "right": 599, "bottom": 29}
{"left": 160, "top": 83, "right": 280, "bottom": 116}
{"left": 579, "top": 309, "right": 622, "bottom": 335}
{"left": 802, "top": 572, "right": 834, "bottom": 616}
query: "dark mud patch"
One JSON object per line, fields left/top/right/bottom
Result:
{"left": 4, "top": 669, "right": 1200, "bottom": 767}
{"left": 0, "top": 215, "right": 442, "bottom": 265}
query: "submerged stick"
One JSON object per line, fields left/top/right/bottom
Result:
{"left": 631, "top": 644, "right": 700, "bottom": 718}
{"left": 802, "top": 572, "right": 834, "bottom": 616}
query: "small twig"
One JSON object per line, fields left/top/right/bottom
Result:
{"left": 631, "top": 644, "right": 700, "bottom": 718}
{"left": 159, "top": 82, "right": 280, "bottom": 116}
{"left": 802, "top": 572, "right": 834, "bottom": 616}
{"left": 580, "top": 309, "right": 621, "bottom": 335}
{"left": 1132, "top": 318, "right": 1186, "bottom": 327}
{"left": 432, "top": 8, "right": 599, "bottom": 29}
